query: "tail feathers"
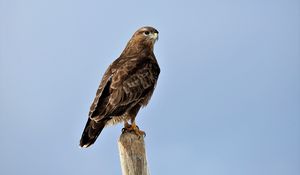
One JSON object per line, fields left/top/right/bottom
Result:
{"left": 79, "top": 118, "right": 106, "bottom": 148}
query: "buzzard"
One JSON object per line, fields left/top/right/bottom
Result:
{"left": 79, "top": 26, "right": 160, "bottom": 148}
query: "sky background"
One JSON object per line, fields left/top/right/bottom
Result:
{"left": 1, "top": 0, "right": 300, "bottom": 175}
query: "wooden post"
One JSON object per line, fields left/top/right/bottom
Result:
{"left": 118, "top": 132, "right": 150, "bottom": 175}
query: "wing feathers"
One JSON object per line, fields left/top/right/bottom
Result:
{"left": 86, "top": 56, "right": 159, "bottom": 135}
{"left": 109, "top": 58, "right": 159, "bottom": 107}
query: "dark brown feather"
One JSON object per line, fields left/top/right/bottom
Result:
{"left": 79, "top": 118, "right": 107, "bottom": 148}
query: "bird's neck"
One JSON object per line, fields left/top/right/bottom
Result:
{"left": 121, "top": 40, "right": 154, "bottom": 57}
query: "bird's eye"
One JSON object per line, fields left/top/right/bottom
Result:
{"left": 144, "top": 31, "right": 150, "bottom": 35}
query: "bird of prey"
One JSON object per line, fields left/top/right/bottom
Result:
{"left": 79, "top": 26, "right": 160, "bottom": 148}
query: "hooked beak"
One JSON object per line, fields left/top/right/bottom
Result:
{"left": 151, "top": 32, "right": 159, "bottom": 42}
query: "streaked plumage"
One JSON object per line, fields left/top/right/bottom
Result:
{"left": 80, "top": 26, "right": 160, "bottom": 148}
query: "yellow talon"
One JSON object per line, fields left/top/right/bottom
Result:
{"left": 122, "top": 121, "right": 146, "bottom": 137}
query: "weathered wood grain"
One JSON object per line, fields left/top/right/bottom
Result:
{"left": 118, "top": 132, "right": 150, "bottom": 175}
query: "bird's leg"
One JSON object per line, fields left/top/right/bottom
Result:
{"left": 130, "top": 120, "right": 146, "bottom": 138}
{"left": 122, "top": 121, "right": 131, "bottom": 133}
{"left": 122, "top": 120, "right": 145, "bottom": 138}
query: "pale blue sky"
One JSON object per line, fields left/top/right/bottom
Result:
{"left": 1, "top": 0, "right": 300, "bottom": 175}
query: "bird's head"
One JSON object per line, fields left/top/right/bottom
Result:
{"left": 123, "top": 26, "right": 159, "bottom": 55}
{"left": 133, "top": 26, "right": 159, "bottom": 44}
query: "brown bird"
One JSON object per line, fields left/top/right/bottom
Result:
{"left": 80, "top": 26, "right": 160, "bottom": 148}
